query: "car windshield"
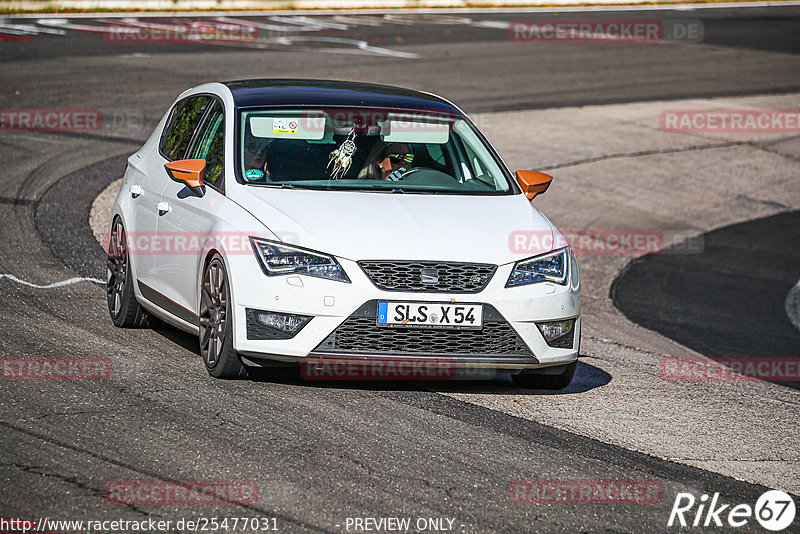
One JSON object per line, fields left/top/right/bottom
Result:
{"left": 238, "top": 107, "right": 513, "bottom": 194}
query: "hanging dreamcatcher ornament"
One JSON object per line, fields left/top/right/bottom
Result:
{"left": 327, "top": 128, "right": 356, "bottom": 180}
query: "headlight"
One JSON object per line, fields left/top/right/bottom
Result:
{"left": 249, "top": 238, "right": 350, "bottom": 283}
{"left": 506, "top": 247, "right": 568, "bottom": 287}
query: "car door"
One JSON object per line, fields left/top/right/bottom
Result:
{"left": 133, "top": 95, "right": 212, "bottom": 314}
{"left": 125, "top": 151, "right": 161, "bottom": 289}
{"left": 154, "top": 98, "right": 225, "bottom": 322}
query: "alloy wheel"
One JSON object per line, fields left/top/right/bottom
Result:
{"left": 106, "top": 220, "right": 127, "bottom": 318}
{"left": 199, "top": 260, "right": 228, "bottom": 369}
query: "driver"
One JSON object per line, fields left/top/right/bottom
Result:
{"left": 376, "top": 143, "right": 415, "bottom": 181}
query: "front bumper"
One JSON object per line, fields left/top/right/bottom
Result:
{"left": 228, "top": 255, "right": 580, "bottom": 371}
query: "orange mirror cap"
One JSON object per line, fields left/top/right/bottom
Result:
{"left": 165, "top": 159, "right": 206, "bottom": 188}
{"left": 516, "top": 170, "right": 553, "bottom": 200}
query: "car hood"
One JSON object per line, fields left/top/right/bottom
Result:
{"left": 229, "top": 187, "right": 555, "bottom": 265}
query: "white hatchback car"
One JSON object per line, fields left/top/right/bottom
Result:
{"left": 107, "top": 79, "right": 581, "bottom": 388}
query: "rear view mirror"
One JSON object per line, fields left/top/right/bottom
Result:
{"left": 165, "top": 159, "right": 206, "bottom": 195}
{"left": 516, "top": 170, "right": 553, "bottom": 200}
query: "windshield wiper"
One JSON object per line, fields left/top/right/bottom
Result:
{"left": 249, "top": 182, "right": 294, "bottom": 189}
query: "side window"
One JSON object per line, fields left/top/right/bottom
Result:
{"left": 160, "top": 96, "right": 213, "bottom": 161}
{"left": 190, "top": 101, "right": 224, "bottom": 187}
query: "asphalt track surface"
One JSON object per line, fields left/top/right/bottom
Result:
{"left": 1, "top": 5, "right": 799, "bottom": 532}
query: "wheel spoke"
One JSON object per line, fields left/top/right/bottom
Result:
{"left": 210, "top": 337, "right": 220, "bottom": 360}
{"left": 200, "top": 326, "right": 211, "bottom": 348}
{"left": 215, "top": 267, "right": 224, "bottom": 295}
{"left": 200, "top": 290, "right": 212, "bottom": 316}
{"left": 115, "top": 224, "right": 127, "bottom": 255}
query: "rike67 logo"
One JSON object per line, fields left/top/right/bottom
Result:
{"left": 668, "top": 490, "right": 796, "bottom": 531}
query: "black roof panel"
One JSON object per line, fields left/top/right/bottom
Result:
{"left": 223, "top": 79, "right": 461, "bottom": 115}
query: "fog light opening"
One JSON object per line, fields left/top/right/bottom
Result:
{"left": 536, "top": 319, "right": 575, "bottom": 349}
{"left": 256, "top": 310, "right": 311, "bottom": 335}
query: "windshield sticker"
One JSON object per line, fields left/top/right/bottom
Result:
{"left": 327, "top": 128, "right": 357, "bottom": 180}
{"left": 244, "top": 168, "right": 264, "bottom": 181}
{"left": 273, "top": 118, "right": 299, "bottom": 134}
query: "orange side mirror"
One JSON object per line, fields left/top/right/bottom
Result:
{"left": 516, "top": 170, "right": 553, "bottom": 200}
{"left": 165, "top": 159, "right": 206, "bottom": 189}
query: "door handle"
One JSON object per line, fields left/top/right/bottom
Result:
{"left": 157, "top": 201, "right": 171, "bottom": 215}
{"left": 130, "top": 184, "right": 143, "bottom": 198}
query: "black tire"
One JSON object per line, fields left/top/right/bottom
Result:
{"left": 199, "top": 255, "right": 247, "bottom": 379}
{"left": 512, "top": 361, "right": 577, "bottom": 390}
{"left": 107, "top": 218, "right": 149, "bottom": 328}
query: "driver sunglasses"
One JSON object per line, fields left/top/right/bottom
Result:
{"left": 382, "top": 153, "right": 415, "bottom": 165}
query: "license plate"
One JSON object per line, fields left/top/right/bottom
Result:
{"left": 377, "top": 302, "right": 483, "bottom": 329}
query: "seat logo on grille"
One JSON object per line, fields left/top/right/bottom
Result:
{"left": 420, "top": 268, "right": 439, "bottom": 285}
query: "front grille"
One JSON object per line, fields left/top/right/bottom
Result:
{"left": 358, "top": 261, "right": 496, "bottom": 293}
{"left": 314, "top": 303, "right": 533, "bottom": 358}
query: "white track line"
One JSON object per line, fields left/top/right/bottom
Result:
{"left": 216, "top": 16, "right": 324, "bottom": 32}
{"left": 786, "top": 280, "right": 800, "bottom": 332}
{"left": 35, "top": 18, "right": 110, "bottom": 33}
{"left": 0, "top": 19, "right": 66, "bottom": 35}
{"left": 270, "top": 15, "right": 349, "bottom": 30}
{"left": 0, "top": 274, "right": 104, "bottom": 288}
